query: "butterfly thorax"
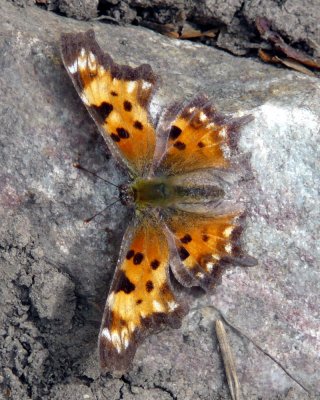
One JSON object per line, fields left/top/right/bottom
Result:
{"left": 119, "top": 183, "right": 136, "bottom": 206}
{"left": 119, "top": 177, "right": 225, "bottom": 209}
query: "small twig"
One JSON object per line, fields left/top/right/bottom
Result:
{"left": 215, "top": 319, "right": 241, "bottom": 400}
{"left": 191, "top": 304, "right": 311, "bottom": 395}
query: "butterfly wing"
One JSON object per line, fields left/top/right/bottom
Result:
{"left": 60, "top": 29, "right": 157, "bottom": 176}
{"left": 98, "top": 213, "right": 187, "bottom": 373}
{"left": 163, "top": 209, "right": 256, "bottom": 290}
{"left": 154, "top": 95, "right": 253, "bottom": 176}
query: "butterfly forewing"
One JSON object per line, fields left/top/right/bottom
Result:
{"left": 60, "top": 29, "right": 157, "bottom": 176}
{"left": 98, "top": 215, "right": 187, "bottom": 372}
{"left": 156, "top": 95, "right": 252, "bottom": 176}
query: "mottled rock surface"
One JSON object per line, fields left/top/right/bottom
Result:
{"left": 0, "top": 1, "right": 319, "bottom": 399}
{"left": 12, "top": 0, "right": 320, "bottom": 58}
{"left": 58, "top": 0, "right": 99, "bottom": 20}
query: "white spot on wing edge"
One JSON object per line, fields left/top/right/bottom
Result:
{"left": 115, "top": 344, "right": 121, "bottom": 353}
{"left": 206, "top": 261, "right": 214, "bottom": 272}
{"left": 167, "top": 301, "right": 178, "bottom": 312}
{"left": 88, "top": 51, "right": 95, "bottom": 64}
{"left": 196, "top": 272, "right": 205, "bottom": 279}
{"left": 98, "top": 65, "right": 106, "bottom": 75}
{"left": 75, "top": 48, "right": 87, "bottom": 71}
{"left": 101, "top": 328, "right": 111, "bottom": 341}
{"left": 225, "top": 243, "right": 232, "bottom": 254}
{"left": 80, "top": 93, "right": 90, "bottom": 106}
{"left": 219, "top": 127, "right": 228, "bottom": 138}
{"left": 121, "top": 328, "right": 129, "bottom": 349}
{"left": 199, "top": 111, "right": 208, "bottom": 122}
{"left": 142, "top": 81, "right": 152, "bottom": 91}
{"left": 88, "top": 51, "right": 96, "bottom": 71}
{"left": 128, "top": 321, "right": 136, "bottom": 333}
{"left": 111, "top": 331, "right": 122, "bottom": 353}
{"left": 223, "top": 226, "right": 234, "bottom": 238}
{"left": 107, "top": 291, "right": 115, "bottom": 307}
{"left": 78, "top": 56, "right": 87, "bottom": 70}
{"left": 153, "top": 300, "right": 164, "bottom": 312}
{"left": 207, "top": 122, "right": 217, "bottom": 129}
{"left": 127, "top": 81, "right": 137, "bottom": 93}
{"left": 123, "top": 336, "right": 129, "bottom": 349}
{"left": 67, "top": 61, "right": 78, "bottom": 74}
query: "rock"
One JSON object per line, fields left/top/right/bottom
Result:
{"left": 243, "top": 0, "right": 320, "bottom": 52}
{"left": 0, "top": 1, "right": 319, "bottom": 399}
{"left": 190, "top": 0, "right": 243, "bottom": 25}
{"left": 30, "top": 266, "right": 76, "bottom": 324}
{"left": 58, "top": 0, "right": 99, "bottom": 20}
{"left": 53, "top": 0, "right": 320, "bottom": 57}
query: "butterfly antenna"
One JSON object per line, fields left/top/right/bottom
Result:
{"left": 73, "top": 162, "right": 119, "bottom": 188}
{"left": 84, "top": 198, "right": 121, "bottom": 224}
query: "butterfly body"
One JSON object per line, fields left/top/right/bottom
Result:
{"left": 121, "top": 176, "right": 225, "bottom": 209}
{"left": 61, "top": 29, "right": 256, "bottom": 373}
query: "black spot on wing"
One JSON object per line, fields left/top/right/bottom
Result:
{"left": 92, "top": 102, "right": 113, "bottom": 120}
{"left": 133, "top": 121, "right": 143, "bottom": 130}
{"left": 111, "top": 133, "right": 120, "bottom": 142}
{"left": 180, "top": 234, "right": 192, "bottom": 244}
{"left": 116, "top": 271, "right": 135, "bottom": 294}
{"left": 145, "top": 280, "right": 154, "bottom": 293}
{"left": 169, "top": 125, "right": 182, "bottom": 140}
{"left": 174, "top": 141, "right": 186, "bottom": 150}
{"left": 179, "top": 246, "right": 190, "bottom": 261}
{"left": 123, "top": 100, "right": 132, "bottom": 111}
{"left": 202, "top": 234, "right": 209, "bottom": 242}
{"left": 150, "top": 259, "right": 160, "bottom": 270}
{"left": 126, "top": 249, "right": 135, "bottom": 260}
{"left": 117, "top": 127, "right": 130, "bottom": 139}
{"left": 133, "top": 252, "right": 144, "bottom": 265}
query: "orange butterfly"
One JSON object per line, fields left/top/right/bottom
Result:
{"left": 60, "top": 30, "right": 256, "bottom": 373}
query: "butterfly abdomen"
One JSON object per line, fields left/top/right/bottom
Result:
{"left": 174, "top": 185, "right": 225, "bottom": 203}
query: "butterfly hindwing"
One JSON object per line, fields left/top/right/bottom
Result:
{"left": 60, "top": 29, "right": 157, "bottom": 176}
{"left": 98, "top": 214, "right": 187, "bottom": 372}
{"left": 164, "top": 209, "right": 253, "bottom": 290}
{"left": 155, "top": 95, "right": 253, "bottom": 175}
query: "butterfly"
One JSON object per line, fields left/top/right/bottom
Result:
{"left": 60, "top": 29, "right": 256, "bottom": 373}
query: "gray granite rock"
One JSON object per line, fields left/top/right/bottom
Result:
{"left": 190, "top": 0, "right": 243, "bottom": 25}
{"left": 243, "top": 0, "right": 320, "bottom": 53}
{"left": 58, "top": 0, "right": 99, "bottom": 20}
{"left": 30, "top": 265, "right": 76, "bottom": 324}
{"left": 0, "top": 2, "right": 319, "bottom": 399}
{"left": 218, "top": 0, "right": 320, "bottom": 56}
{"left": 53, "top": 0, "right": 320, "bottom": 58}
